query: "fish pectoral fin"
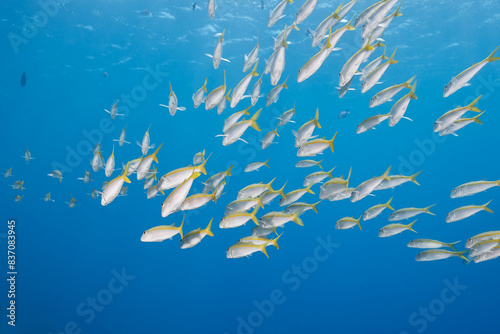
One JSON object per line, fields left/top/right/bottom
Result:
{"left": 221, "top": 57, "right": 231, "bottom": 63}
{"left": 402, "top": 116, "right": 413, "bottom": 122}
{"left": 238, "top": 138, "right": 249, "bottom": 144}
{"left": 177, "top": 106, "right": 186, "bottom": 111}
{"left": 104, "top": 109, "right": 110, "bottom": 114}
{"left": 159, "top": 104, "right": 168, "bottom": 108}
{"left": 204, "top": 53, "right": 214, "bottom": 59}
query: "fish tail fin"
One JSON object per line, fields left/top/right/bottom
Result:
{"left": 210, "top": 188, "right": 218, "bottom": 203}
{"left": 169, "top": 81, "right": 174, "bottom": 96}
{"left": 282, "top": 76, "right": 289, "bottom": 89}
{"left": 225, "top": 164, "right": 234, "bottom": 176}
{"left": 205, "top": 218, "right": 214, "bottom": 237}
{"left": 394, "top": 1, "right": 403, "bottom": 16}
{"left": 332, "top": 3, "right": 342, "bottom": 19}
{"left": 327, "top": 166, "right": 336, "bottom": 178}
{"left": 468, "top": 95, "right": 482, "bottom": 112}
{"left": 274, "top": 126, "right": 280, "bottom": 137}
{"left": 260, "top": 244, "right": 269, "bottom": 258}
{"left": 448, "top": 241, "right": 461, "bottom": 252}
{"left": 410, "top": 171, "right": 422, "bottom": 185}
{"left": 292, "top": 22, "right": 300, "bottom": 31}
{"left": 251, "top": 60, "right": 259, "bottom": 76}
{"left": 329, "top": 131, "right": 338, "bottom": 152}
{"left": 325, "top": 29, "right": 332, "bottom": 48}
{"left": 203, "top": 78, "right": 208, "bottom": 92}
{"left": 382, "top": 165, "right": 392, "bottom": 179}
{"left": 472, "top": 111, "right": 484, "bottom": 125}
{"left": 312, "top": 201, "right": 321, "bottom": 214}
{"left": 287, "top": 0, "right": 293, "bottom": 3}
{"left": 221, "top": 28, "right": 225, "bottom": 39}
{"left": 487, "top": 45, "right": 500, "bottom": 62}
{"left": 266, "top": 177, "right": 276, "bottom": 191}
{"left": 264, "top": 159, "right": 270, "bottom": 168}
{"left": 356, "top": 216, "right": 362, "bottom": 230}
{"left": 483, "top": 200, "right": 494, "bottom": 213}
{"left": 305, "top": 183, "right": 315, "bottom": 195}
{"left": 197, "top": 153, "right": 211, "bottom": 175}
{"left": 278, "top": 181, "right": 287, "bottom": 198}
{"left": 457, "top": 250, "right": 470, "bottom": 262}
{"left": 424, "top": 204, "right": 436, "bottom": 215}
{"left": 346, "top": 167, "right": 353, "bottom": 183}
{"left": 314, "top": 108, "right": 321, "bottom": 128}
{"left": 178, "top": 216, "right": 185, "bottom": 239}
{"left": 386, "top": 197, "right": 395, "bottom": 211}
{"left": 271, "top": 232, "right": 283, "bottom": 249}
{"left": 317, "top": 159, "right": 324, "bottom": 169}
{"left": 409, "top": 80, "right": 418, "bottom": 100}
{"left": 346, "top": 14, "right": 355, "bottom": 30}
{"left": 250, "top": 108, "right": 262, "bottom": 131}
{"left": 292, "top": 212, "right": 304, "bottom": 226}
{"left": 388, "top": 48, "right": 398, "bottom": 64}
{"left": 407, "top": 220, "right": 417, "bottom": 233}
{"left": 152, "top": 143, "right": 163, "bottom": 163}
{"left": 223, "top": 70, "right": 226, "bottom": 88}
{"left": 257, "top": 195, "right": 265, "bottom": 209}
{"left": 122, "top": 162, "right": 131, "bottom": 183}
{"left": 405, "top": 75, "right": 417, "bottom": 88}
{"left": 250, "top": 206, "right": 260, "bottom": 225}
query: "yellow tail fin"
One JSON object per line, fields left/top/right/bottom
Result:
{"left": 468, "top": 95, "right": 482, "bottom": 112}
{"left": 483, "top": 200, "right": 494, "bottom": 213}
{"left": 314, "top": 108, "right": 321, "bottom": 128}
{"left": 407, "top": 220, "right": 417, "bottom": 233}
{"left": 260, "top": 244, "right": 269, "bottom": 258}
{"left": 271, "top": 232, "right": 283, "bottom": 249}
{"left": 205, "top": 218, "right": 214, "bottom": 237}
{"left": 251, "top": 60, "right": 259, "bottom": 76}
{"left": 251, "top": 206, "right": 260, "bottom": 225}
{"left": 410, "top": 171, "right": 422, "bottom": 185}
{"left": 305, "top": 183, "right": 315, "bottom": 195}
{"left": 311, "top": 201, "right": 321, "bottom": 214}
{"left": 487, "top": 45, "right": 500, "bottom": 62}
{"left": 472, "top": 112, "right": 484, "bottom": 125}
{"left": 424, "top": 204, "right": 436, "bottom": 215}
{"left": 386, "top": 197, "right": 395, "bottom": 211}
{"left": 250, "top": 108, "right": 262, "bottom": 131}
{"left": 179, "top": 216, "right": 185, "bottom": 239}
{"left": 151, "top": 143, "right": 164, "bottom": 163}
{"left": 225, "top": 164, "right": 234, "bottom": 176}
{"left": 292, "top": 212, "right": 304, "bottom": 226}
{"left": 329, "top": 132, "right": 338, "bottom": 152}
{"left": 405, "top": 75, "right": 417, "bottom": 88}
{"left": 203, "top": 78, "right": 208, "bottom": 93}
{"left": 197, "top": 153, "right": 211, "bottom": 175}
{"left": 122, "top": 162, "right": 131, "bottom": 183}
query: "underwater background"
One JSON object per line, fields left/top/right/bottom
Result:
{"left": 1, "top": 0, "right": 500, "bottom": 333}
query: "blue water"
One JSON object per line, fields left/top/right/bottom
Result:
{"left": 1, "top": 0, "right": 500, "bottom": 333}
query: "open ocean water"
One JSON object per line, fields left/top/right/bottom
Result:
{"left": 1, "top": 0, "right": 500, "bottom": 333}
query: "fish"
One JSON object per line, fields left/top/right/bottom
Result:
{"left": 90, "top": 151, "right": 105, "bottom": 172}
{"left": 297, "top": 132, "right": 337, "bottom": 157}
{"left": 113, "top": 125, "right": 130, "bottom": 146}
{"left": 375, "top": 171, "right": 422, "bottom": 190}
{"left": 225, "top": 196, "right": 264, "bottom": 216}
{"left": 285, "top": 201, "right": 320, "bottom": 215}
{"left": 407, "top": 239, "right": 461, "bottom": 251}
{"left": 14, "top": 195, "right": 23, "bottom": 203}
{"left": 279, "top": 184, "right": 314, "bottom": 207}
{"left": 473, "top": 246, "right": 500, "bottom": 263}
{"left": 137, "top": 124, "right": 155, "bottom": 156}
{"left": 363, "top": 197, "right": 394, "bottom": 221}
{"left": 193, "top": 78, "right": 208, "bottom": 108}
{"left": 451, "top": 179, "right": 500, "bottom": 198}
{"left": 3, "top": 167, "right": 13, "bottom": 178}
{"left": 208, "top": 0, "right": 216, "bottom": 19}
{"left": 388, "top": 81, "right": 418, "bottom": 127}
{"left": 264, "top": 49, "right": 279, "bottom": 75}
{"left": 268, "top": 0, "right": 293, "bottom": 28}
{"left": 226, "top": 241, "right": 270, "bottom": 259}
{"left": 66, "top": 195, "right": 77, "bottom": 208}
{"left": 467, "top": 238, "right": 500, "bottom": 257}
{"left": 217, "top": 88, "right": 232, "bottom": 115}
{"left": 466, "top": 231, "right": 500, "bottom": 249}
{"left": 359, "top": 48, "right": 388, "bottom": 82}
{"left": 439, "top": 112, "right": 484, "bottom": 137}
{"left": 363, "top": 2, "right": 403, "bottom": 46}
{"left": 101, "top": 162, "right": 131, "bottom": 206}
{"left": 136, "top": 144, "right": 163, "bottom": 180}
{"left": 48, "top": 170, "right": 63, "bottom": 182}
{"left": 339, "top": 42, "right": 374, "bottom": 87}
{"left": 270, "top": 25, "right": 289, "bottom": 86}
{"left": 22, "top": 149, "right": 34, "bottom": 162}
{"left": 277, "top": 105, "right": 295, "bottom": 127}
{"left": 157, "top": 157, "right": 209, "bottom": 191}
{"left": 378, "top": 220, "right": 417, "bottom": 238}
{"left": 311, "top": 3, "right": 342, "bottom": 47}
{"left": 250, "top": 74, "right": 263, "bottom": 106}
{"left": 296, "top": 159, "right": 323, "bottom": 169}
{"left": 141, "top": 218, "right": 184, "bottom": 242}
{"left": 328, "top": 187, "right": 354, "bottom": 201}
{"left": 104, "top": 100, "right": 123, "bottom": 119}
{"left": 298, "top": 29, "right": 334, "bottom": 83}
{"left": 266, "top": 76, "right": 288, "bottom": 106}
{"left": 213, "top": 29, "right": 225, "bottom": 69}
{"left": 351, "top": 166, "right": 391, "bottom": 202}
{"left": 21, "top": 72, "right": 26, "bottom": 87}
{"left": 193, "top": 149, "right": 206, "bottom": 166}
{"left": 245, "top": 159, "right": 270, "bottom": 173}
{"left": 220, "top": 206, "right": 260, "bottom": 229}
{"left": 238, "top": 178, "right": 276, "bottom": 200}
{"left": 124, "top": 157, "right": 143, "bottom": 176}
{"left": 42, "top": 192, "right": 55, "bottom": 202}
{"left": 388, "top": 205, "right": 436, "bottom": 221}
{"left": 180, "top": 219, "right": 214, "bottom": 249}
{"left": 224, "top": 106, "right": 251, "bottom": 132}
{"left": 77, "top": 170, "right": 92, "bottom": 183}
{"left": 219, "top": 109, "right": 261, "bottom": 146}
{"left": 443, "top": 45, "right": 500, "bottom": 97}
{"left": 295, "top": 0, "right": 317, "bottom": 24}
{"left": 337, "top": 75, "right": 355, "bottom": 98}
{"left": 215, "top": 179, "right": 225, "bottom": 200}
{"left": 303, "top": 167, "right": 335, "bottom": 187}
{"left": 354, "top": 0, "right": 385, "bottom": 28}
{"left": 261, "top": 182, "right": 287, "bottom": 206}
{"left": 262, "top": 127, "right": 279, "bottom": 149}
{"left": 433, "top": 95, "right": 482, "bottom": 132}
{"left": 361, "top": 0, "right": 399, "bottom": 40}
{"left": 273, "top": 22, "right": 299, "bottom": 51}
{"left": 180, "top": 188, "right": 217, "bottom": 211}
{"left": 238, "top": 234, "right": 281, "bottom": 249}
{"left": 415, "top": 249, "right": 470, "bottom": 262}
{"left": 369, "top": 75, "right": 416, "bottom": 108}
{"left": 11, "top": 180, "right": 25, "bottom": 191}
{"left": 231, "top": 61, "right": 259, "bottom": 108}
{"left": 202, "top": 165, "right": 233, "bottom": 193}
{"left": 356, "top": 113, "right": 389, "bottom": 134}
{"left": 105, "top": 145, "right": 116, "bottom": 177}
{"left": 260, "top": 211, "right": 304, "bottom": 228}
{"left": 446, "top": 200, "right": 493, "bottom": 223}
{"left": 338, "top": 110, "right": 350, "bottom": 119}
{"left": 336, "top": 216, "right": 362, "bottom": 230}
{"left": 293, "top": 108, "right": 321, "bottom": 147}
{"left": 146, "top": 185, "right": 164, "bottom": 199}
{"left": 252, "top": 226, "right": 278, "bottom": 237}
{"left": 361, "top": 49, "right": 398, "bottom": 93}
{"left": 319, "top": 167, "right": 352, "bottom": 200}
{"left": 205, "top": 71, "right": 227, "bottom": 110}
{"left": 161, "top": 172, "right": 201, "bottom": 218}
{"left": 243, "top": 37, "right": 259, "bottom": 72}
{"left": 160, "top": 82, "right": 186, "bottom": 116}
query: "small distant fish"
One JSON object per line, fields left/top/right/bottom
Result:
{"left": 338, "top": 110, "right": 350, "bottom": 119}
{"left": 3, "top": 167, "right": 13, "bottom": 178}
{"left": 141, "top": 10, "right": 152, "bottom": 16}
{"left": 203, "top": 165, "right": 233, "bottom": 193}
{"left": 336, "top": 216, "right": 362, "bottom": 230}
{"left": 66, "top": 195, "right": 77, "bottom": 208}
{"left": 245, "top": 159, "right": 270, "bottom": 172}
{"left": 21, "top": 72, "right": 26, "bottom": 87}
{"left": 415, "top": 249, "right": 469, "bottom": 262}
{"left": 277, "top": 105, "right": 295, "bottom": 127}
{"left": 193, "top": 78, "right": 208, "bottom": 108}
{"left": 293, "top": 108, "right": 321, "bottom": 147}
{"left": 137, "top": 124, "right": 155, "bottom": 156}
{"left": 351, "top": 166, "right": 391, "bottom": 202}
{"left": 279, "top": 184, "right": 315, "bottom": 207}
{"left": 407, "top": 239, "right": 460, "bottom": 251}
{"left": 208, "top": 0, "right": 216, "bottom": 19}
{"left": 296, "top": 132, "right": 337, "bottom": 157}
{"left": 363, "top": 197, "right": 394, "bottom": 221}
{"left": 11, "top": 180, "right": 25, "bottom": 191}
{"left": 105, "top": 145, "right": 116, "bottom": 178}
{"left": 101, "top": 163, "right": 132, "bottom": 206}
{"left": 268, "top": 0, "right": 293, "bottom": 28}
{"left": 378, "top": 220, "right": 417, "bottom": 238}
{"left": 388, "top": 205, "right": 435, "bottom": 221}
{"left": 434, "top": 95, "right": 482, "bottom": 132}
{"left": 296, "top": 159, "right": 323, "bottom": 169}
{"left": 113, "top": 125, "right": 130, "bottom": 146}
{"left": 77, "top": 170, "right": 92, "bottom": 183}
{"left": 48, "top": 170, "right": 63, "bottom": 182}
{"left": 451, "top": 179, "right": 500, "bottom": 198}
{"left": 159, "top": 82, "right": 186, "bottom": 116}
{"left": 446, "top": 200, "right": 494, "bottom": 223}
{"left": 101, "top": 72, "right": 108, "bottom": 78}
{"left": 136, "top": 144, "right": 163, "bottom": 180}
{"left": 262, "top": 127, "right": 279, "bottom": 149}
{"left": 21, "top": 149, "right": 34, "bottom": 162}
{"left": 141, "top": 218, "right": 184, "bottom": 242}
{"left": 192, "top": 3, "right": 197, "bottom": 11}
{"left": 42, "top": 192, "right": 55, "bottom": 202}
{"left": 180, "top": 219, "right": 214, "bottom": 249}
{"left": 14, "top": 195, "right": 23, "bottom": 202}
{"left": 104, "top": 100, "right": 123, "bottom": 119}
